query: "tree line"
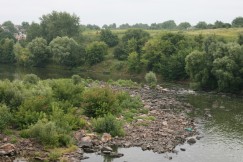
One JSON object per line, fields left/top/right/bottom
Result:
{"left": 0, "top": 11, "right": 242, "bottom": 93}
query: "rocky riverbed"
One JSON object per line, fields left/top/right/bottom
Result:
{"left": 0, "top": 84, "right": 199, "bottom": 161}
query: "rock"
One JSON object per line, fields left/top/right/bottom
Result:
{"left": 3, "top": 138, "right": 8, "bottom": 142}
{"left": 79, "top": 136, "right": 92, "bottom": 148}
{"left": 162, "top": 121, "right": 168, "bottom": 126}
{"left": 102, "top": 151, "right": 111, "bottom": 154}
{"left": 110, "top": 152, "right": 124, "bottom": 158}
{"left": 0, "top": 143, "right": 16, "bottom": 156}
{"left": 187, "top": 138, "right": 196, "bottom": 145}
{"left": 196, "top": 135, "right": 203, "bottom": 140}
{"left": 83, "top": 148, "right": 96, "bottom": 153}
{"left": 101, "top": 133, "right": 112, "bottom": 143}
{"left": 101, "top": 146, "right": 112, "bottom": 152}
{"left": 180, "top": 148, "right": 186, "bottom": 151}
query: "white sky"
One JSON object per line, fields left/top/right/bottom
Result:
{"left": 0, "top": 0, "right": 243, "bottom": 26}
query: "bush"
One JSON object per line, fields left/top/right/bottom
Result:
{"left": 82, "top": 87, "right": 120, "bottom": 117}
{"left": 50, "top": 79, "right": 84, "bottom": 107}
{"left": 92, "top": 114, "right": 124, "bottom": 137}
{"left": 71, "top": 75, "right": 81, "bottom": 85}
{"left": 23, "top": 74, "right": 40, "bottom": 84}
{"left": 100, "top": 29, "right": 119, "bottom": 47}
{"left": 0, "top": 80, "right": 23, "bottom": 110}
{"left": 22, "top": 119, "right": 73, "bottom": 147}
{"left": 0, "top": 104, "right": 12, "bottom": 132}
{"left": 145, "top": 71, "right": 157, "bottom": 86}
{"left": 116, "top": 92, "right": 143, "bottom": 110}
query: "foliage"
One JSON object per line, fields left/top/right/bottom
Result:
{"left": 108, "top": 79, "right": 139, "bottom": 88}
{"left": 27, "top": 37, "right": 50, "bottom": 66}
{"left": 0, "top": 38, "right": 15, "bottom": 63}
{"left": 26, "top": 22, "right": 42, "bottom": 42}
{"left": 238, "top": 33, "right": 243, "bottom": 45}
{"left": 50, "top": 36, "right": 84, "bottom": 66}
{"left": 232, "top": 17, "right": 243, "bottom": 27}
{"left": 195, "top": 21, "right": 208, "bottom": 29}
{"left": 145, "top": 71, "right": 157, "bottom": 86}
{"left": 113, "top": 44, "right": 127, "bottom": 60}
{"left": 22, "top": 119, "right": 72, "bottom": 147}
{"left": 50, "top": 79, "right": 84, "bottom": 107}
{"left": 0, "top": 104, "right": 12, "bottom": 132}
{"left": 92, "top": 114, "right": 124, "bottom": 137}
{"left": 14, "top": 43, "right": 31, "bottom": 66}
{"left": 71, "top": 75, "right": 81, "bottom": 85}
{"left": 85, "top": 41, "right": 108, "bottom": 65}
{"left": 100, "top": 29, "right": 119, "bottom": 47}
{"left": 40, "top": 11, "right": 80, "bottom": 42}
{"left": 178, "top": 22, "right": 191, "bottom": 30}
{"left": 2, "top": 21, "right": 17, "bottom": 33}
{"left": 143, "top": 32, "right": 194, "bottom": 80}
{"left": 23, "top": 74, "right": 40, "bottom": 85}
{"left": 127, "top": 52, "right": 142, "bottom": 73}
{"left": 82, "top": 87, "right": 120, "bottom": 117}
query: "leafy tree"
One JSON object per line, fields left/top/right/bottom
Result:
{"left": 100, "top": 29, "right": 119, "bottom": 47}
{"left": 40, "top": 11, "right": 80, "bottom": 42}
{"left": 14, "top": 43, "right": 31, "bottom": 66}
{"left": 21, "top": 22, "right": 30, "bottom": 31}
{"left": 195, "top": 21, "right": 208, "bottom": 29}
{"left": 27, "top": 37, "right": 50, "bottom": 66}
{"left": 178, "top": 22, "right": 191, "bottom": 30}
{"left": 214, "top": 21, "right": 231, "bottom": 29}
{"left": 159, "top": 20, "right": 177, "bottom": 29}
{"left": 185, "top": 50, "right": 215, "bottom": 89}
{"left": 86, "top": 24, "right": 100, "bottom": 30}
{"left": 127, "top": 52, "right": 141, "bottom": 72}
{"left": 237, "top": 33, "right": 243, "bottom": 45}
{"left": 0, "top": 38, "right": 15, "bottom": 63}
{"left": 50, "top": 36, "right": 84, "bottom": 66}
{"left": 232, "top": 17, "right": 243, "bottom": 27}
{"left": 85, "top": 41, "right": 108, "bottom": 65}
{"left": 143, "top": 33, "right": 195, "bottom": 80}
{"left": 2, "top": 21, "right": 17, "bottom": 33}
{"left": 113, "top": 44, "right": 127, "bottom": 60}
{"left": 26, "top": 22, "right": 42, "bottom": 42}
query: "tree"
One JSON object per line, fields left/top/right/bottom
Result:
{"left": 113, "top": 44, "right": 127, "bottom": 60}
{"left": 159, "top": 20, "right": 177, "bottom": 29}
{"left": 85, "top": 41, "right": 108, "bottom": 65}
{"left": 100, "top": 29, "right": 119, "bottom": 47}
{"left": 122, "top": 28, "right": 150, "bottom": 54}
{"left": 127, "top": 52, "right": 141, "bottom": 72}
{"left": 238, "top": 33, "right": 243, "bottom": 45}
{"left": 232, "top": 17, "right": 243, "bottom": 27}
{"left": 2, "top": 21, "right": 17, "bottom": 33}
{"left": 0, "top": 38, "right": 15, "bottom": 63}
{"left": 178, "top": 22, "right": 191, "bottom": 30}
{"left": 14, "top": 43, "right": 31, "bottom": 66}
{"left": 26, "top": 22, "right": 42, "bottom": 42}
{"left": 195, "top": 21, "right": 208, "bottom": 29}
{"left": 50, "top": 36, "right": 84, "bottom": 66}
{"left": 27, "top": 37, "right": 50, "bottom": 66}
{"left": 40, "top": 11, "right": 80, "bottom": 42}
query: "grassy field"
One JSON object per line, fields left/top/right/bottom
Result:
{"left": 83, "top": 28, "right": 243, "bottom": 42}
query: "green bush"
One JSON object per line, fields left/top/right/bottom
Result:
{"left": 71, "top": 75, "right": 81, "bottom": 85}
{"left": 145, "top": 71, "right": 157, "bottom": 86}
{"left": 82, "top": 87, "right": 121, "bottom": 117}
{"left": 23, "top": 74, "right": 40, "bottom": 84}
{"left": 0, "top": 80, "right": 23, "bottom": 110}
{"left": 0, "top": 104, "right": 12, "bottom": 132}
{"left": 92, "top": 114, "right": 124, "bottom": 137}
{"left": 117, "top": 92, "right": 143, "bottom": 110}
{"left": 50, "top": 79, "right": 84, "bottom": 107}
{"left": 22, "top": 119, "right": 73, "bottom": 147}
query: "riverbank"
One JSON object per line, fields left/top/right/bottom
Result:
{"left": 0, "top": 82, "right": 199, "bottom": 161}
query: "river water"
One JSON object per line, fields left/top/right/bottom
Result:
{"left": 1, "top": 64, "right": 243, "bottom": 162}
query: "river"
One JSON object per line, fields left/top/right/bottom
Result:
{"left": 1, "top": 64, "right": 243, "bottom": 162}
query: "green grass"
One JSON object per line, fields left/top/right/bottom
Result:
{"left": 82, "top": 28, "right": 243, "bottom": 42}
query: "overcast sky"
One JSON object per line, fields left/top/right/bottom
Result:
{"left": 1, "top": 0, "right": 243, "bottom": 26}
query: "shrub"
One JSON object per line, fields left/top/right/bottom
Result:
{"left": 71, "top": 75, "right": 81, "bottom": 85}
{"left": 145, "top": 71, "right": 157, "bottom": 87}
{"left": 92, "top": 114, "right": 124, "bottom": 137}
{"left": 0, "top": 80, "right": 23, "bottom": 110}
{"left": 23, "top": 74, "right": 40, "bottom": 84}
{"left": 22, "top": 119, "right": 73, "bottom": 147}
{"left": 116, "top": 92, "right": 143, "bottom": 110}
{"left": 50, "top": 79, "right": 84, "bottom": 107}
{"left": 0, "top": 104, "right": 12, "bottom": 132}
{"left": 82, "top": 87, "right": 120, "bottom": 117}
